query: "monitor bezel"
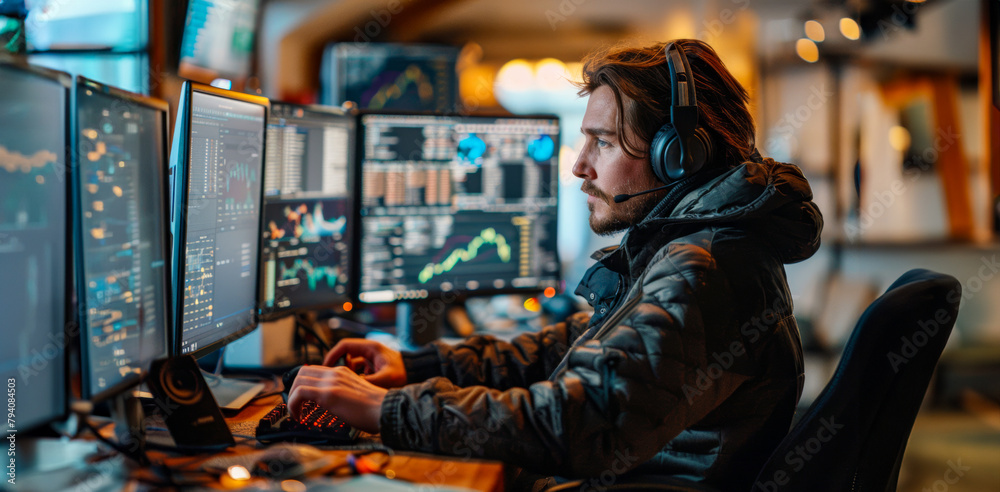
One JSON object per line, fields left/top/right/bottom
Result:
{"left": 72, "top": 75, "right": 172, "bottom": 403}
{"left": 259, "top": 101, "right": 357, "bottom": 322}
{"left": 0, "top": 58, "right": 73, "bottom": 430}
{"left": 169, "top": 81, "right": 269, "bottom": 359}
{"left": 352, "top": 110, "right": 563, "bottom": 304}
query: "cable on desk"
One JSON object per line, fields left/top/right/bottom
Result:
{"left": 82, "top": 418, "right": 150, "bottom": 467}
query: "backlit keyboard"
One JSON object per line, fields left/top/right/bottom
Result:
{"left": 256, "top": 401, "right": 359, "bottom": 445}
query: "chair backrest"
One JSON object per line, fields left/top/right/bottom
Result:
{"left": 751, "top": 269, "right": 960, "bottom": 492}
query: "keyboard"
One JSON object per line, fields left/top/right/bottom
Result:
{"left": 256, "top": 401, "right": 359, "bottom": 445}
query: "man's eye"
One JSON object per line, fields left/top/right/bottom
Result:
{"left": 596, "top": 139, "right": 610, "bottom": 148}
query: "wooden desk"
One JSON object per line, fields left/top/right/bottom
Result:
{"left": 16, "top": 390, "right": 504, "bottom": 491}
{"left": 151, "top": 391, "right": 506, "bottom": 491}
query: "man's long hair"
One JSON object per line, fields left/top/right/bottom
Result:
{"left": 576, "top": 39, "right": 755, "bottom": 168}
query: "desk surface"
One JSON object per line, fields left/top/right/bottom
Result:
{"left": 17, "top": 387, "right": 505, "bottom": 491}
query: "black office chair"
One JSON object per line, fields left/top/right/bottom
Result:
{"left": 752, "top": 268, "right": 960, "bottom": 491}
{"left": 547, "top": 269, "right": 960, "bottom": 492}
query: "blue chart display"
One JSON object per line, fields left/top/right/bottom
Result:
{"left": 457, "top": 135, "right": 486, "bottom": 162}
{"left": 359, "top": 114, "right": 561, "bottom": 302}
{"left": 260, "top": 103, "right": 353, "bottom": 316}
{"left": 261, "top": 198, "right": 350, "bottom": 312}
{"left": 178, "top": 90, "right": 266, "bottom": 356}
{"left": 0, "top": 64, "right": 67, "bottom": 430}
{"left": 75, "top": 82, "right": 169, "bottom": 398}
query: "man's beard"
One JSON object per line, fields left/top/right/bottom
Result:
{"left": 582, "top": 180, "right": 663, "bottom": 236}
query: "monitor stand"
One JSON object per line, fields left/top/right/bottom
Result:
{"left": 202, "top": 346, "right": 266, "bottom": 411}
{"left": 395, "top": 298, "right": 447, "bottom": 349}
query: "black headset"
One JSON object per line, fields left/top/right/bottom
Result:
{"left": 649, "top": 42, "right": 713, "bottom": 182}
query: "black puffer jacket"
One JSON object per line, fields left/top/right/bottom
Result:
{"left": 379, "top": 156, "right": 823, "bottom": 490}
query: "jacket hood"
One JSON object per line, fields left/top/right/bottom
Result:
{"left": 620, "top": 155, "right": 823, "bottom": 266}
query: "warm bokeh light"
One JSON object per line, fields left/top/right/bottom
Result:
{"left": 804, "top": 20, "right": 825, "bottom": 42}
{"left": 565, "top": 62, "right": 584, "bottom": 84}
{"left": 535, "top": 58, "right": 568, "bottom": 90}
{"left": 523, "top": 297, "right": 541, "bottom": 312}
{"left": 342, "top": 301, "right": 353, "bottom": 312}
{"left": 795, "top": 38, "right": 819, "bottom": 63}
{"left": 227, "top": 465, "right": 251, "bottom": 481}
{"left": 459, "top": 63, "right": 499, "bottom": 108}
{"left": 544, "top": 287, "right": 556, "bottom": 298}
{"left": 889, "top": 126, "right": 912, "bottom": 152}
{"left": 280, "top": 480, "right": 307, "bottom": 492}
{"left": 839, "top": 17, "right": 860, "bottom": 40}
{"left": 495, "top": 59, "right": 534, "bottom": 92}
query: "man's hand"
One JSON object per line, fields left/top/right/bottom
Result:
{"left": 324, "top": 339, "right": 408, "bottom": 389}
{"left": 287, "top": 365, "right": 387, "bottom": 434}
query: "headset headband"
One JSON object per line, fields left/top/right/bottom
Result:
{"left": 665, "top": 42, "right": 699, "bottom": 172}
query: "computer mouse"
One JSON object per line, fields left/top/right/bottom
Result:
{"left": 281, "top": 365, "right": 304, "bottom": 402}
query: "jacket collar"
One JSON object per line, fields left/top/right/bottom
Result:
{"left": 589, "top": 154, "right": 823, "bottom": 279}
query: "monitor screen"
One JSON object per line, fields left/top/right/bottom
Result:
{"left": 172, "top": 84, "right": 267, "bottom": 357}
{"left": 75, "top": 79, "right": 170, "bottom": 400}
{"left": 322, "top": 43, "right": 458, "bottom": 112}
{"left": 357, "top": 114, "right": 560, "bottom": 303}
{"left": 0, "top": 63, "right": 69, "bottom": 430}
{"left": 179, "top": 0, "right": 259, "bottom": 82}
{"left": 260, "top": 103, "right": 354, "bottom": 317}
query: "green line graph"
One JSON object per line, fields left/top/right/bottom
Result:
{"left": 417, "top": 228, "right": 511, "bottom": 284}
{"left": 280, "top": 259, "right": 339, "bottom": 291}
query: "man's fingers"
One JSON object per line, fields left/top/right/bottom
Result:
{"left": 346, "top": 355, "right": 370, "bottom": 374}
{"left": 324, "top": 339, "right": 376, "bottom": 366}
{"left": 324, "top": 339, "right": 363, "bottom": 366}
{"left": 287, "top": 384, "right": 320, "bottom": 418}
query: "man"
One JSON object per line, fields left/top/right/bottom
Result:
{"left": 288, "top": 39, "right": 822, "bottom": 489}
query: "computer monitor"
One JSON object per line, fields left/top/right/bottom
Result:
{"left": 322, "top": 43, "right": 459, "bottom": 112}
{"left": 356, "top": 113, "right": 561, "bottom": 304}
{"left": 260, "top": 103, "right": 355, "bottom": 319}
{"left": 0, "top": 61, "right": 70, "bottom": 431}
{"left": 169, "top": 81, "right": 268, "bottom": 359}
{"left": 179, "top": 0, "right": 261, "bottom": 86}
{"left": 73, "top": 77, "right": 171, "bottom": 401}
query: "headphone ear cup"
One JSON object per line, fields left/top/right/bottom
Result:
{"left": 649, "top": 124, "right": 675, "bottom": 184}
{"left": 661, "top": 129, "right": 710, "bottom": 181}
{"left": 686, "top": 128, "right": 712, "bottom": 175}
